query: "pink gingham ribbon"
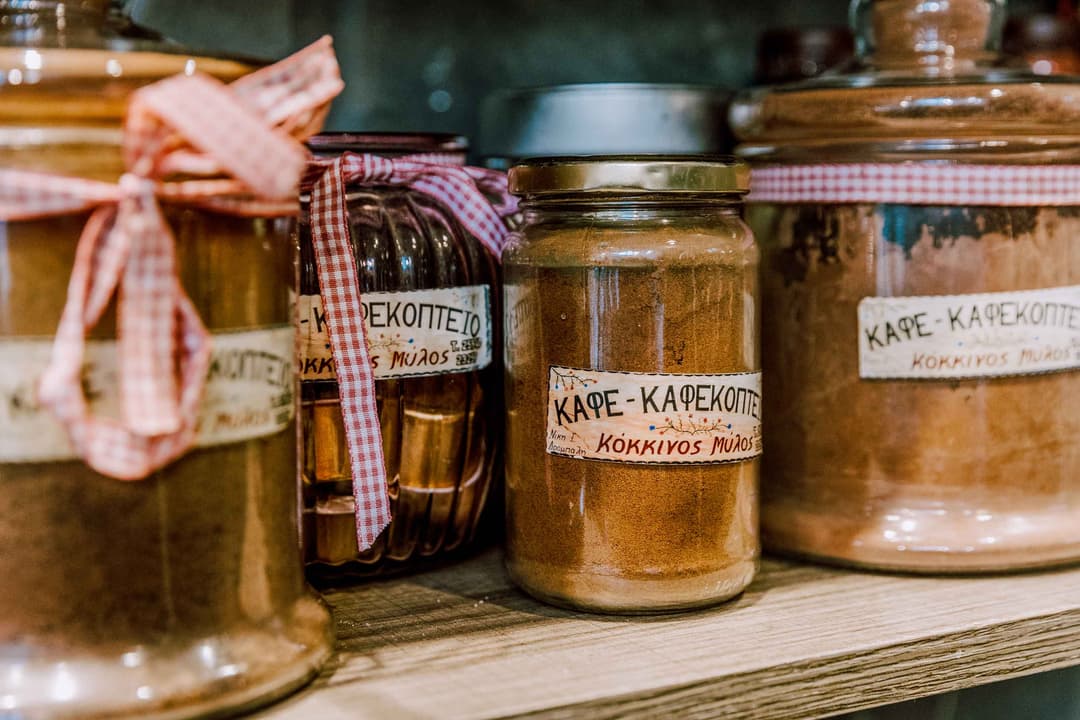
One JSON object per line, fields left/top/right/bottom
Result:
{"left": 748, "top": 163, "right": 1080, "bottom": 205}
{"left": 0, "top": 37, "right": 343, "bottom": 480}
{"left": 308, "top": 153, "right": 513, "bottom": 549}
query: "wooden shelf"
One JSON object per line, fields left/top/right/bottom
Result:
{"left": 258, "top": 549, "right": 1080, "bottom": 720}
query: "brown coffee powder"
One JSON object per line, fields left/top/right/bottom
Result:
{"left": 752, "top": 203, "right": 1080, "bottom": 571}
{"left": 504, "top": 205, "right": 760, "bottom": 613}
{"left": 871, "top": 0, "right": 994, "bottom": 71}
{"left": 0, "top": 144, "right": 331, "bottom": 714}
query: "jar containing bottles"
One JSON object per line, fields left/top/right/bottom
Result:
{"left": 732, "top": 0, "right": 1080, "bottom": 572}
{"left": 503, "top": 157, "right": 760, "bottom": 613}
{"left": 298, "top": 133, "right": 502, "bottom": 575}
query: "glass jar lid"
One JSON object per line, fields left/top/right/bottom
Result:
{"left": 0, "top": 1, "right": 256, "bottom": 131}
{"left": 731, "top": 0, "right": 1080, "bottom": 160}
{"left": 508, "top": 156, "right": 749, "bottom": 196}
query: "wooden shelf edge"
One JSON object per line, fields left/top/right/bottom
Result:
{"left": 508, "top": 610, "right": 1080, "bottom": 719}
{"left": 258, "top": 549, "right": 1080, "bottom": 720}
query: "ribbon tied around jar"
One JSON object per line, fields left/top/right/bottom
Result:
{"left": 0, "top": 37, "right": 344, "bottom": 480}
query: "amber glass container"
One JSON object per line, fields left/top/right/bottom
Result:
{"left": 298, "top": 133, "right": 501, "bottom": 576}
{"left": 732, "top": 0, "right": 1080, "bottom": 572}
{"left": 503, "top": 158, "right": 760, "bottom": 613}
{"left": 0, "top": 3, "right": 332, "bottom": 718}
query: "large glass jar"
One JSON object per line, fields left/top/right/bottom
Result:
{"left": 0, "top": 3, "right": 332, "bottom": 718}
{"left": 298, "top": 133, "right": 502, "bottom": 576}
{"left": 503, "top": 158, "right": 761, "bottom": 614}
{"left": 732, "top": 0, "right": 1080, "bottom": 572}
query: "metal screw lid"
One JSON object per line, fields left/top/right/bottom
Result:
{"left": 509, "top": 156, "right": 749, "bottom": 196}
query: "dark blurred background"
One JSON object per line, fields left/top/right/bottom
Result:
{"left": 128, "top": 0, "right": 1054, "bottom": 142}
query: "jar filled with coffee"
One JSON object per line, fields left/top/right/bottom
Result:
{"left": 0, "top": 4, "right": 336, "bottom": 717}
{"left": 298, "top": 133, "right": 503, "bottom": 575}
{"left": 731, "top": 0, "right": 1080, "bottom": 572}
{"left": 504, "top": 158, "right": 760, "bottom": 614}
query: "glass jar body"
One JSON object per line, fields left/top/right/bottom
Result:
{"left": 734, "top": 0, "right": 1080, "bottom": 574}
{"left": 0, "top": 8, "right": 332, "bottom": 713}
{"left": 297, "top": 136, "right": 501, "bottom": 576}
{"left": 751, "top": 201, "right": 1080, "bottom": 572}
{"left": 0, "top": 144, "right": 332, "bottom": 718}
{"left": 503, "top": 197, "right": 760, "bottom": 613}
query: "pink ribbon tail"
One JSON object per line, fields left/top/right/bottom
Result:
{"left": 309, "top": 157, "right": 392, "bottom": 550}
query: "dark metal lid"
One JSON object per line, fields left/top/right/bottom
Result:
{"left": 306, "top": 132, "right": 468, "bottom": 158}
{"left": 479, "top": 83, "right": 732, "bottom": 162}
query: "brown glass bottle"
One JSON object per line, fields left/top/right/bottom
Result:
{"left": 298, "top": 133, "right": 501, "bottom": 576}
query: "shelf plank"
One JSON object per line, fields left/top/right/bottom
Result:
{"left": 258, "top": 550, "right": 1080, "bottom": 720}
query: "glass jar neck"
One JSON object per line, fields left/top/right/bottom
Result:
{"left": 522, "top": 193, "right": 745, "bottom": 221}
{"left": 850, "top": 0, "right": 1006, "bottom": 76}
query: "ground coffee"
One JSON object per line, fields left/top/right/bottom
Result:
{"left": 504, "top": 159, "right": 760, "bottom": 613}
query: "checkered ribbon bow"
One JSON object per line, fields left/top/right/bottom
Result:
{"left": 308, "top": 153, "right": 514, "bottom": 549}
{"left": 0, "top": 37, "right": 343, "bottom": 480}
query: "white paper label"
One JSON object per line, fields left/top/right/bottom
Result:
{"left": 503, "top": 283, "right": 538, "bottom": 368}
{"left": 858, "top": 285, "right": 1080, "bottom": 380}
{"left": 298, "top": 285, "right": 493, "bottom": 381}
{"left": 545, "top": 367, "right": 763, "bottom": 464}
{"left": 297, "top": 293, "right": 335, "bottom": 381}
{"left": 0, "top": 326, "right": 295, "bottom": 463}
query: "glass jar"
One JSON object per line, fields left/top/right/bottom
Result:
{"left": 298, "top": 133, "right": 501, "bottom": 576}
{"left": 503, "top": 158, "right": 761, "bottom": 614}
{"left": 732, "top": 0, "right": 1080, "bottom": 572}
{"left": 0, "top": 3, "right": 332, "bottom": 718}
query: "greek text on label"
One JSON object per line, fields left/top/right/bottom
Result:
{"left": 298, "top": 286, "right": 493, "bottom": 380}
{"left": 0, "top": 327, "right": 295, "bottom": 463}
{"left": 859, "top": 285, "right": 1080, "bottom": 379}
{"left": 545, "top": 367, "right": 763, "bottom": 464}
